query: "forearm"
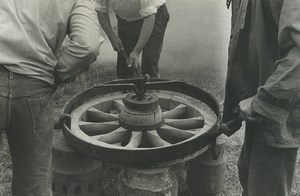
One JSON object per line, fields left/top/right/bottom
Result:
{"left": 56, "top": 41, "right": 98, "bottom": 81}
{"left": 97, "top": 12, "right": 118, "bottom": 44}
{"left": 56, "top": 0, "right": 102, "bottom": 82}
{"left": 133, "top": 14, "right": 155, "bottom": 53}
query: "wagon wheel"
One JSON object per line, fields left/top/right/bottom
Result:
{"left": 62, "top": 79, "right": 221, "bottom": 166}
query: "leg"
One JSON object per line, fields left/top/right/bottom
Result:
{"left": 7, "top": 92, "right": 53, "bottom": 196}
{"left": 141, "top": 4, "right": 169, "bottom": 78}
{"left": 248, "top": 138, "right": 297, "bottom": 196}
{"left": 141, "top": 32, "right": 163, "bottom": 78}
{"left": 237, "top": 123, "right": 256, "bottom": 196}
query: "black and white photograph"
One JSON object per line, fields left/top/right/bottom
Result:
{"left": 1, "top": 0, "right": 300, "bottom": 195}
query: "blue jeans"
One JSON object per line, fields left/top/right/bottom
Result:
{"left": 238, "top": 123, "right": 298, "bottom": 196}
{"left": 0, "top": 66, "right": 53, "bottom": 196}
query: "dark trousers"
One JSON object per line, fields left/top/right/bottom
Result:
{"left": 116, "top": 4, "right": 169, "bottom": 79}
{"left": 0, "top": 67, "right": 53, "bottom": 196}
{"left": 238, "top": 123, "right": 298, "bottom": 196}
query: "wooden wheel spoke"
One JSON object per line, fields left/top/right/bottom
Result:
{"left": 112, "top": 99, "right": 124, "bottom": 113}
{"left": 145, "top": 130, "right": 171, "bottom": 147}
{"left": 158, "top": 125, "right": 195, "bottom": 143}
{"left": 165, "top": 116, "right": 204, "bottom": 130}
{"left": 87, "top": 107, "right": 118, "bottom": 122}
{"left": 92, "top": 127, "right": 129, "bottom": 144}
{"left": 79, "top": 121, "right": 119, "bottom": 136}
{"left": 163, "top": 104, "right": 188, "bottom": 119}
{"left": 125, "top": 131, "right": 143, "bottom": 148}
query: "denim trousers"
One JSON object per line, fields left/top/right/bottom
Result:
{"left": 116, "top": 4, "right": 169, "bottom": 79}
{"left": 0, "top": 66, "right": 53, "bottom": 196}
{"left": 238, "top": 123, "right": 298, "bottom": 196}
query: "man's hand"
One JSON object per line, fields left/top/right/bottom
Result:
{"left": 128, "top": 50, "right": 142, "bottom": 76}
{"left": 239, "top": 96, "right": 259, "bottom": 122}
{"left": 110, "top": 35, "right": 124, "bottom": 52}
{"left": 52, "top": 69, "right": 77, "bottom": 92}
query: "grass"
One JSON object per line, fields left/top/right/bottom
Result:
{"left": 0, "top": 62, "right": 299, "bottom": 195}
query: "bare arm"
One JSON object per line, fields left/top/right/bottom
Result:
{"left": 97, "top": 12, "right": 124, "bottom": 51}
{"left": 129, "top": 14, "right": 155, "bottom": 69}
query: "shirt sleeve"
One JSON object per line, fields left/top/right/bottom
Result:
{"left": 252, "top": 0, "right": 300, "bottom": 122}
{"left": 94, "top": 0, "right": 109, "bottom": 13}
{"left": 140, "top": 0, "right": 157, "bottom": 18}
{"left": 278, "top": 0, "right": 300, "bottom": 51}
{"left": 55, "top": 0, "right": 104, "bottom": 82}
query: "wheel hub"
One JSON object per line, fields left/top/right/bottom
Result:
{"left": 119, "top": 93, "right": 164, "bottom": 131}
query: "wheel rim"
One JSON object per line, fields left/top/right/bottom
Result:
{"left": 61, "top": 79, "right": 221, "bottom": 166}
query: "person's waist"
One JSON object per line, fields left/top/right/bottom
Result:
{"left": 116, "top": 3, "right": 166, "bottom": 22}
{"left": 0, "top": 64, "right": 54, "bottom": 85}
{"left": 0, "top": 65, "right": 28, "bottom": 79}
{"left": 0, "top": 65, "right": 44, "bottom": 79}
{"left": 116, "top": 14, "right": 144, "bottom": 22}
{"left": 0, "top": 65, "right": 52, "bottom": 97}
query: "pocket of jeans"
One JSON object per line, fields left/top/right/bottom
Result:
{"left": 27, "top": 93, "right": 53, "bottom": 134}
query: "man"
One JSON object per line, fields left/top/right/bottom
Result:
{"left": 0, "top": 0, "right": 103, "bottom": 195}
{"left": 95, "top": 0, "right": 169, "bottom": 79}
{"left": 223, "top": 0, "right": 300, "bottom": 195}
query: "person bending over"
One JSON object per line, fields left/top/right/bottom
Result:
{"left": 95, "top": 0, "right": 169, "bottom": 78}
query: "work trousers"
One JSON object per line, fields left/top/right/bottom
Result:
{"left": 238, "top": 123, "right": 298, "bottom": 196}
{"left": 116, "top": 4, "right": 169, "bottom": 79}
{"left": 0, "top": 66, "right": 53, "bottom": 196}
